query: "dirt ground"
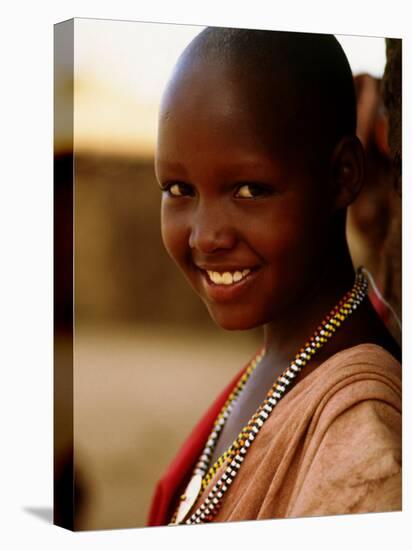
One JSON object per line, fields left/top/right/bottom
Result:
{"left": 73, "top": 323, "right": 260, "bottom": 530}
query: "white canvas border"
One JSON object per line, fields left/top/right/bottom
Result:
{"left": 0, "top": 0, "right": 409, "bottom": 548}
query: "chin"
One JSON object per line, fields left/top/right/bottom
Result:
{"left": 216, "top": 320, "right": 251, "bottom": 331}
{"left": 207, "top": 306, "right": 262, "bottom": 332}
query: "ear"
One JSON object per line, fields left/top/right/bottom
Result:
{"left": 329, "top": 136, "right": 365, "bottom": 210}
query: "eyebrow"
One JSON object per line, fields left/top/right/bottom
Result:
{"left": 156, "top": 157, "right": 281, "bottom": 179}
{"left": 155, "top": 159, "right": 190, "bottom": 181}
{"left": 156, "top": 159, "right": 186, "bottom": 169}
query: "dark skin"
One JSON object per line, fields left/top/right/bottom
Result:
{"left": 155, "top": 55, "right": 401, "bottom": 464}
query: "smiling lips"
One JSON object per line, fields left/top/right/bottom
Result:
{"left": 197, "top": 266, "right": 258, "bottom": 303}
{"left": 206, "top": 268, "right": 251, "bottom": 285}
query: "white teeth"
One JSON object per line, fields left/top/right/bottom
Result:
{"left": 206, "top": 269, "right": 252, "bottom": 285}
{"left": 221, "top": 272, "right": 233, "bottom": 285}
{"left": 209, "top": 271, "right": 222, "bottom": 284}
{"left": 233, "top": 271, "right": 243, "bottom": 282}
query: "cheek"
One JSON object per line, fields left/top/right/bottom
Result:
{"left": 258, "top": 200, "right": 330, "bottom": 267}
{"left": 160, "top": 206, "right": 188, "bottom": 266}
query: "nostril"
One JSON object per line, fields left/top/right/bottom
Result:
{"left": 189, "top": 227, "right": 237, "bottom": 253}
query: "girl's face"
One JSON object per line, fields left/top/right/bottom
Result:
{"left": 155, "top": 63, "right": 335, "bottom": 330}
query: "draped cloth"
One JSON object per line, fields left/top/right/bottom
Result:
{"left": 147, "top": 344, "right": 401, "bottom": 526}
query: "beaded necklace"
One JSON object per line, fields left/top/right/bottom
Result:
{"left": 170, "top": 269, "right": 368, "bottom": 525}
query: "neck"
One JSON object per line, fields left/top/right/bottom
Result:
{"left": 262, "top": 243, "right": 356, "bottom": 369}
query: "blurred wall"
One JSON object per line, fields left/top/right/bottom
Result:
{"left": 75, "top": 153, "right": 219, "bottom": 327}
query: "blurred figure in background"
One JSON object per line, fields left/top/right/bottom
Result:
{"left": 348, "top": 72, "right": 401, "bottom": 342}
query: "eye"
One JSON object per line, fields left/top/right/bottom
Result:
{"left": 234, "top": 183, "right": 271, "bottom": 199}
{"left": 160, "top": 182, "right": 194, "bottom": 197}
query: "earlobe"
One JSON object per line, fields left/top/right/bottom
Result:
{"left": 330, "top": 136, "right": 365, "bottom": 210}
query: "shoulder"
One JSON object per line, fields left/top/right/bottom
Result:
{"left": 288, "top": 344, "right": 401, "bottom": 516}
{"left": 286, "top": 343, "right": 401, "bottom": 435}
{"left": 326, "top": 342, "right": 401, "bottom": 371}
{"left": 305, "top": 343, "right": 401, "bottom": 451}
{"left": 289, "top": 398, "right": 401, "bottom": 516}
{"left": 307, "top": 343, "right": 401, "bottom": 420}
{"left": 319, "top": 342, "right": 401, "bottom": 382}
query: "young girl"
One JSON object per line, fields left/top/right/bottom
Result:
{"left": 147, "top": 27, "right": 401, "bottom": 526}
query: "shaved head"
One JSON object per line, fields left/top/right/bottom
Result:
{"left": 156, "top": 26, "right": 365, "bottom": 334}
{"left": 164, "top": 27, "right": 356, "bottom": 171}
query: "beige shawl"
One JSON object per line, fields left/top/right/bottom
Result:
{"left": 194, "top": 344, "right": 401, "bottom": 522}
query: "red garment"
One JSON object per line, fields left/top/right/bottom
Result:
{"left": 146, "top": 364, "right": 248, "bottom": 526}
{"left": 369, "top": 287, "right": 390, "bottom": 324}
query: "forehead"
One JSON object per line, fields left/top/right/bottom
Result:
{"left": 156, "top": 59, "right": 301, "bottom": 171}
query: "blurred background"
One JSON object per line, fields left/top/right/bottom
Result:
{"left": 54, "top": 19, "right": 401, "bottom": 530}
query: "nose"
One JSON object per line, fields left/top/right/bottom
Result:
{"left": 188, "top": 203, "right": 237, "bottom": 253}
